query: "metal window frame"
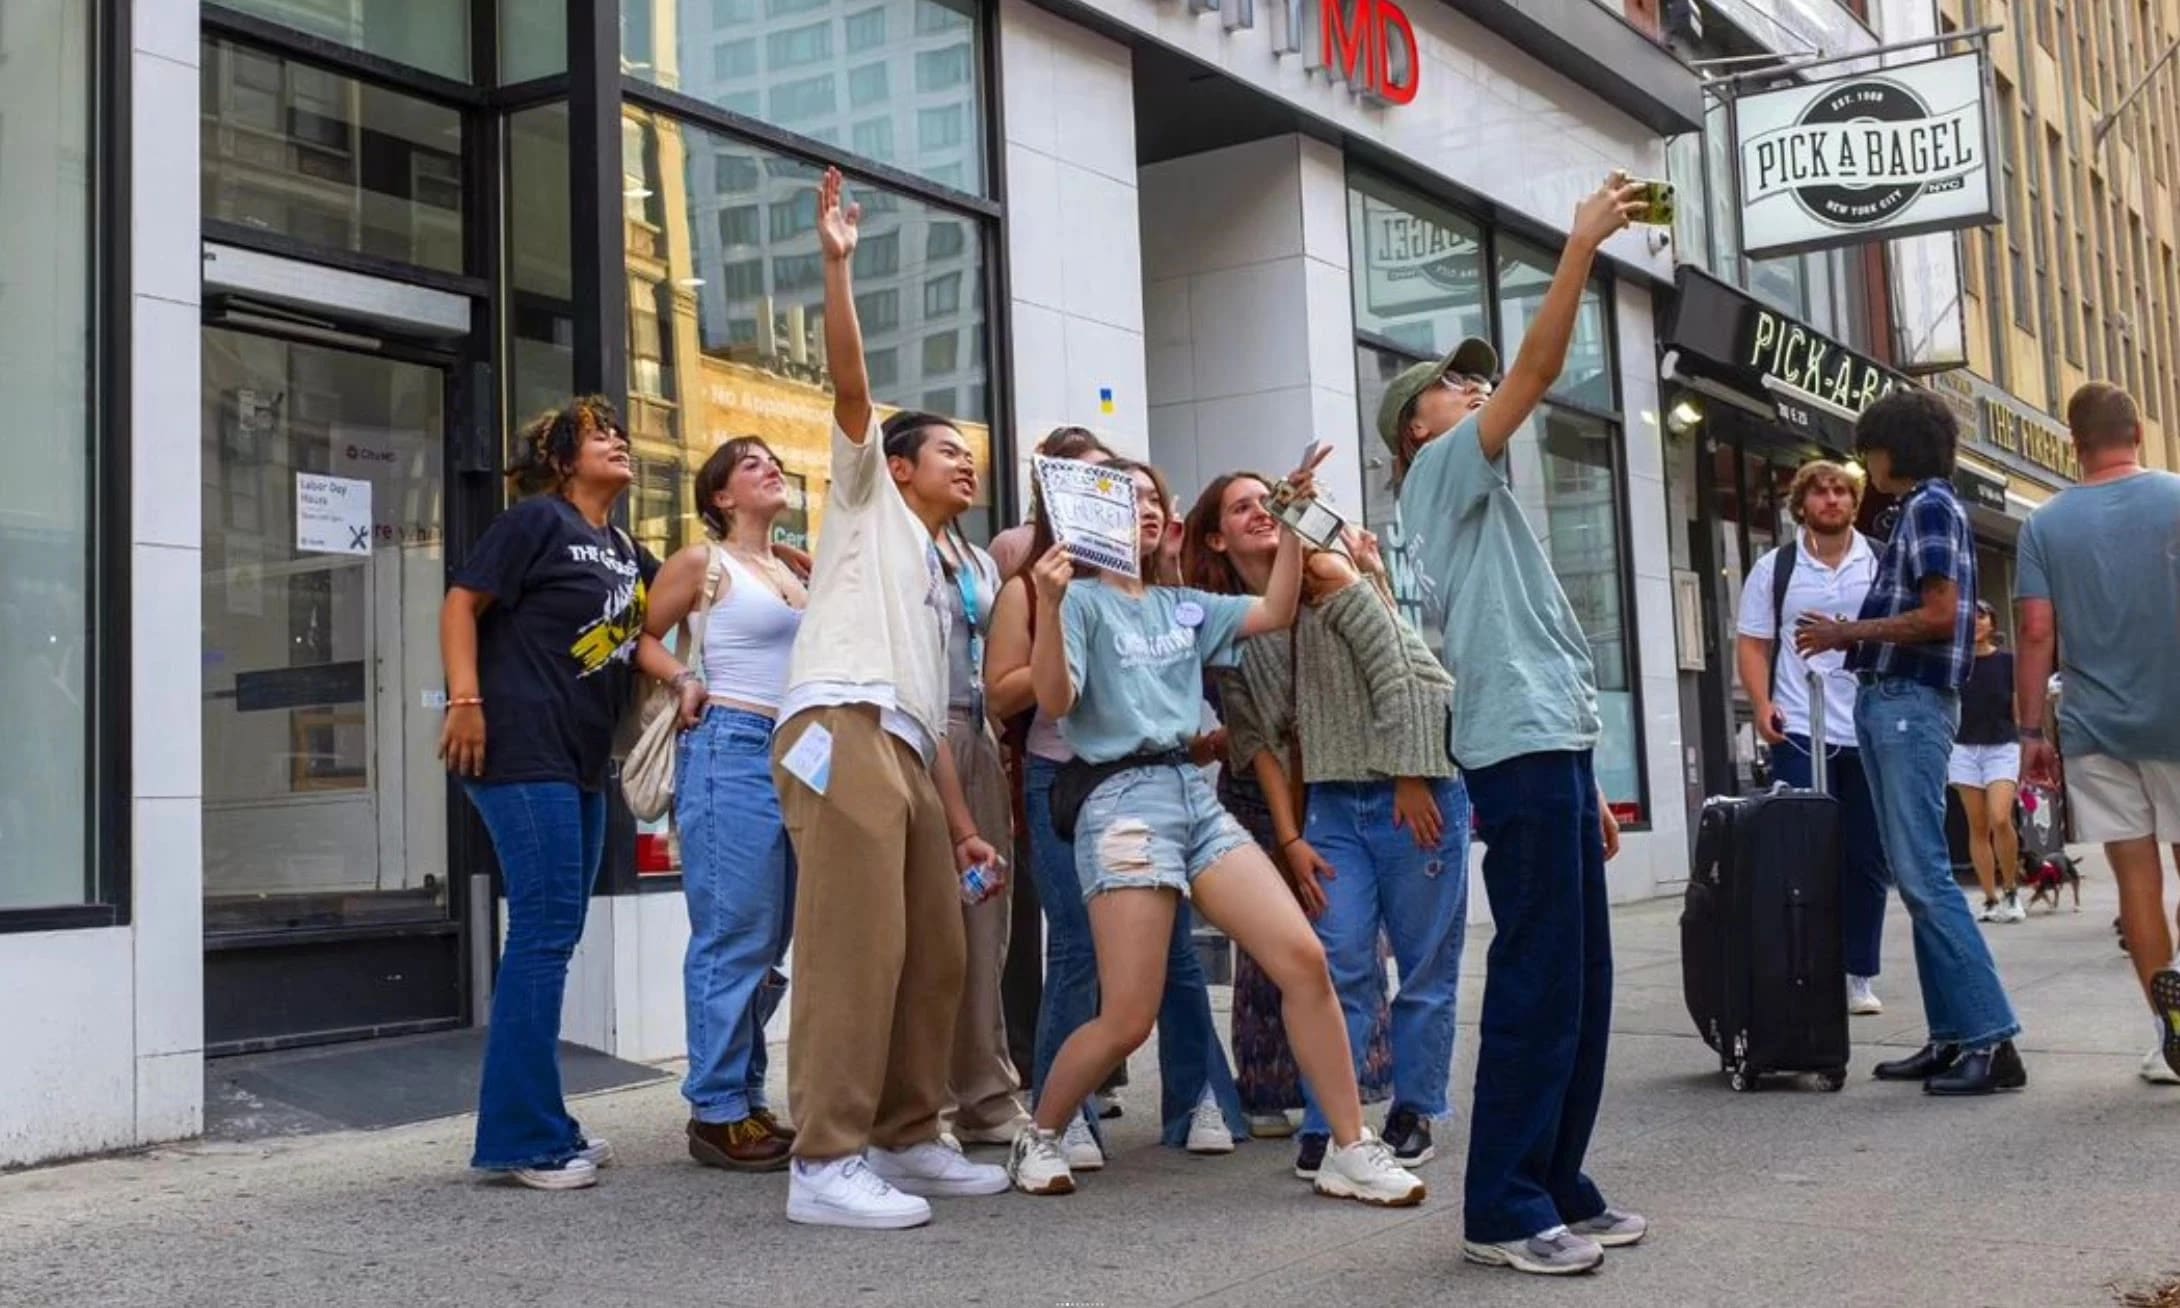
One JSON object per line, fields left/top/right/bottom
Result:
{"left": 2, "top": 0, "right": 133, "bottom": 935}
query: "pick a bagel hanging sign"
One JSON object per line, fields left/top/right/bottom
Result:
{"left": 1733, "top": 51, "right": 2000, "bottom": 260}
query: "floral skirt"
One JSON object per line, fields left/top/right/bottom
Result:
{"left": 1218, "top": 774, "right": 1393, "bottom": 1114}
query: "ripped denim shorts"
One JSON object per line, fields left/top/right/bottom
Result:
{"left": 1072, "top": 762, "right": 1253, "bottom": 901}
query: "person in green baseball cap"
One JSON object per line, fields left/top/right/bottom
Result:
{"left": 1388, "top": 173, "right": 1652, "bottom": 1278}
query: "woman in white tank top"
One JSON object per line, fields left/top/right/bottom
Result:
{"left": 636, "top": 436, "right": 807, "bottom": 1169}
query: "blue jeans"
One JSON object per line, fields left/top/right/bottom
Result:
{"left": 1298, "top": 777, "right": 1470, "bottom": 1136}
{"left": 1853, "top": 679, "right": 2021, "bottom": 1048}
{"left": 1771, "top": 735, "right": 1891, "bottom": 979}
{"left": 463, "top": 780, "right": 606, "bottom": 1170}
{"left": 676, "top": 708, "right": 795, "bottom": 1124}
{"left": 1460, "top": 751, "right": 1612, "bottom": 1243}
{"left": 1022, "top": 756, "right": 1246, "bottom": 1145}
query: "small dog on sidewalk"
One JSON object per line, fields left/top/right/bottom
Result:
{"left": 2021, "top": 849, "right": 2081, "bottom": 912}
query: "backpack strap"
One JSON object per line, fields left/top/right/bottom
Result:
{"left": 1768, "top": 536, "right": 1797, "bottom": 689}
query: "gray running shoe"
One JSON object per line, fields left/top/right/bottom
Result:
{"left": 1461, "top": 1226, "right": 1605, "bottom": 1275}
{"left": 1569, "top": 1207, "right": 1648, "bottom": 1247}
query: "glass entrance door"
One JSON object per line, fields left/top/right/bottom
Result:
{"left": 201, "top": 326, "right": 463, "bottom": 1052}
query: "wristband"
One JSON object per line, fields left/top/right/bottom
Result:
{"left": 671, "top": 670, "right": 702, "bottom": 690}
{"left": 1280, "top": 835, "right": 1305, "bottom": 850}
{"left": 2018, "top": 726, "right": 2046, "bottom": 741}
{"left": 446, "top": 696, "right": 483, "bottom": 708}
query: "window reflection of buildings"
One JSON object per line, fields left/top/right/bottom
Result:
{"left": 621, "top": 108, "right": 990, "bottom": 560}
{"left": 200, "top": 38, "right": 463, "bottom": 274}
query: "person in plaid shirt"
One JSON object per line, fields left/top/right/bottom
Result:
{"left": 1797, "top": 389, "right": 2026, "bottom": 1097}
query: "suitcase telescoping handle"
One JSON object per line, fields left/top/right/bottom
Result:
{"left": 1806, "top": 667, "right": 1828, "bottom": 793}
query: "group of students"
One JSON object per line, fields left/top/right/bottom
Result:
{"left": 437, "top": 165, "right": 1659, "bottom": 1277}
{"left": 1733, "top": 377, "right": 2180, "bottom": 1095}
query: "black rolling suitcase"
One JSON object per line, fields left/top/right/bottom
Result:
{"left": 1681, "top": 671, "right": 1850, "bottom": 1092}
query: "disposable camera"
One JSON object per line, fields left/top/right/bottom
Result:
{"left": 1268, "top": 481, "right": 1347, "bottom": 551}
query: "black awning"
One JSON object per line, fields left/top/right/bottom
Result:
{"left": 1663, "top": 266, "right": 1918, "bottom": 450}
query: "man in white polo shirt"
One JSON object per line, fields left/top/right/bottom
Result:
{"left": 1735, "top": 459, "right": 1892, "bottom": 1015}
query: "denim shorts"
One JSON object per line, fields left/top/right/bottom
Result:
{"left": 1073, "top": 763, "right": 1253, "bottom": 901}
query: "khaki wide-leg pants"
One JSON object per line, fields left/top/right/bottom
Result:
{"left": 772, "top": 705, "right": 964, "bottom": 1161}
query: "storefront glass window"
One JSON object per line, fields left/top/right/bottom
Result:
{"left": 1347, "top": 174, "right": 1486, "bottom": 357}
{"left": 621, "top": 109, "right": 993, "bottom": 563}
{"left": 201, "top": 38, "right": 465, "bottom": 275}
{"left": 2, "top": 0, "right": 94, "bottom": 910}
{"left": 621, "top": 0, "right": 986, "bottom": 194}
{"left": 1504, "top": 405, "right": 1642, "bottom": 809}
{"left": 501, "top": 0, "right": 568, "bottom": 81}
{"left": 1496, "top": 238, "right": 1612, "bottom": 413}
{"left": 508, "top": 104, "right": 575, "bottom": 424}
{"left": 217, "top": 0, "right": 472, "bottom": 80}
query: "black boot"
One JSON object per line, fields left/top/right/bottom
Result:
{"left": 1925, "top": 1041, "right": 2027, "bottom": 1095}
{"left": 1873, "top": 1042, "right": 1962, "bottom": 1081}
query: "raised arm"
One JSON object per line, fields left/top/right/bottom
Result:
{"left": 1239, "top": 528, "right": 1304, "bottom": 639}
{"left": 1475, "top": 178, "right": 1642, "bottom": 461}
{"left": 817, "top": 167, "right": 872, "bottom": 442}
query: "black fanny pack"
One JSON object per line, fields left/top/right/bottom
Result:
{"left": 1050, "top": 748, "right": 1192, "bottom": 843}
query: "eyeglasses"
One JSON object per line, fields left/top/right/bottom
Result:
{"left": 1440, "top": 373, "right": 1494, "bottom": 398}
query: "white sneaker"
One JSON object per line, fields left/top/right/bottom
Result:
{"left": 2141, "top": 1049, "right": 2180, "bottom": 1086}
{"left": 1976, "top": 899, "right": 2003, "bottom": 923}
{"left": 1060, "top": 1114, "right": 1105, "bottom": 1171}
{"left": 507, "top": 1157, "right": 597, "bottom": 1191}
{"left": 866, "top": 1139, "right": 1011, "bottom": 1197}
{"left": 1311, "top": 1129, "right": 1425, "bottom": 1207}
{"left": 786, "top": 1156, "right": 932, "bottom": 1230}
{"left": 1091, "top": 1092, "right": 1121, "bottom": 1119}
{"left": 2000, "top": 893, "right": 2027, "bottom": 924}
{"left": 1247, "top": 1111, "right": 1298, "bottom": 1139}
{"left": 574, "top": 1138, "right": 613, "bottom": 1168}
{"left": 1185, "top": 1089, "right": 1235, "bottom": 1154}
{"left": 1847, "top": 976, "right": 1883, "bottom": 1016}
{"left": 1007, "top": 1125, "right": 1077, "bottom": 1196}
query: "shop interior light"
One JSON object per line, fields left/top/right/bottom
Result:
{"left": 1666, "top": 398, "right": 1704, "bottom": 434}
{"left": 624, "top": 186, "right": 654, "bottom": 199}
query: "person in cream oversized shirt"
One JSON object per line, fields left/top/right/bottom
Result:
{"left": 768, "top": 167, "right": 1007, "bottom": 1232}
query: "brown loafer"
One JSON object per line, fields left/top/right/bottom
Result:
{"left": 751, "top": 1108, "right": 797, "bottom": 1144}
{"left": 688, "top": 1117, "right": 791, "bottom": 1172}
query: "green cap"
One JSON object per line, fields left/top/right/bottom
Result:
{"left": 1374, "top": 336, "right": 1500, "bottom": 458}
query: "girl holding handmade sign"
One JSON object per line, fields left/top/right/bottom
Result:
{"left": 982, "top": 455, "right": 1248, "bottom": 1169}
{"left": 1006, "top": 450, "right": 1426, "bottom": 1207}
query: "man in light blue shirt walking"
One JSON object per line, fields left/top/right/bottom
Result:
{"left": 2014, "top": 381, "right": 2180, "bottom": 1085}
{"left": 1386, "top": 175, "right": 1644, "bottom": 1278}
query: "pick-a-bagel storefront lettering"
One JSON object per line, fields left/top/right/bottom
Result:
{"left": 1743, "top": 308, "right": 1898, "bottom": 417}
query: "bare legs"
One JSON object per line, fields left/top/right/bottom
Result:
{"left": 1956, "top": 785, "right": 1997, "bottom": 905}
{"left": 1030, "top": 888, "right": 1178, "bottom": 1136}
{"left": 1028, "top": 844, "right": 1365, "bottom": 1147}
{"left": 1188, "top": 846, "right": 1364, "bottom": 1146}
{"left": 1985, "top": 780, "right": 2020, "bottom": 897}
{"left": 2111, "top": 837, "right": 2176, "bottom": 1004}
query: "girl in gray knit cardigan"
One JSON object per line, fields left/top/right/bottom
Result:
{"left": 1185, "top": 469, "right": 1472, "bottom": 1180}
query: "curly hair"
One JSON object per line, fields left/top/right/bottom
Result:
{"left": 1853, "top": 388, "right": 1957, "bottom": 482}
{"left": 507, "top": 395, "right": 628, "bottom": 497}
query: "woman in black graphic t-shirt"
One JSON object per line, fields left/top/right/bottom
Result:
{"left": 440, "top": 395, "right": 658, "bottom": 1190}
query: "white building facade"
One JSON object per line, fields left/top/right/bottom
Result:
{"left": 3, "top": 0, "right": 1701, "bottom": 1167}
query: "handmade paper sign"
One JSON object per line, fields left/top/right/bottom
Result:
{"left": 1033, "top": 455, "right": 1139, "bottom": 578}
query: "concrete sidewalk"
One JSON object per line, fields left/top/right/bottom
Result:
{"left": 3, "top": 855, "right": 2177, "bottom": 1308}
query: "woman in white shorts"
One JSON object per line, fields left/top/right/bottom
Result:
{"left": 1951, "top": 601, "right": 2024, "bottom": 923}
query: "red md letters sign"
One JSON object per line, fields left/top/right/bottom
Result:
{"left": 1321, "top": 0, "right": 1418, "bottom": 105}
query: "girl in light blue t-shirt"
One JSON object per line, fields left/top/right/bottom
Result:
{"left": 1003, "top": 454, "right": 1427, "bottom": 1209}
